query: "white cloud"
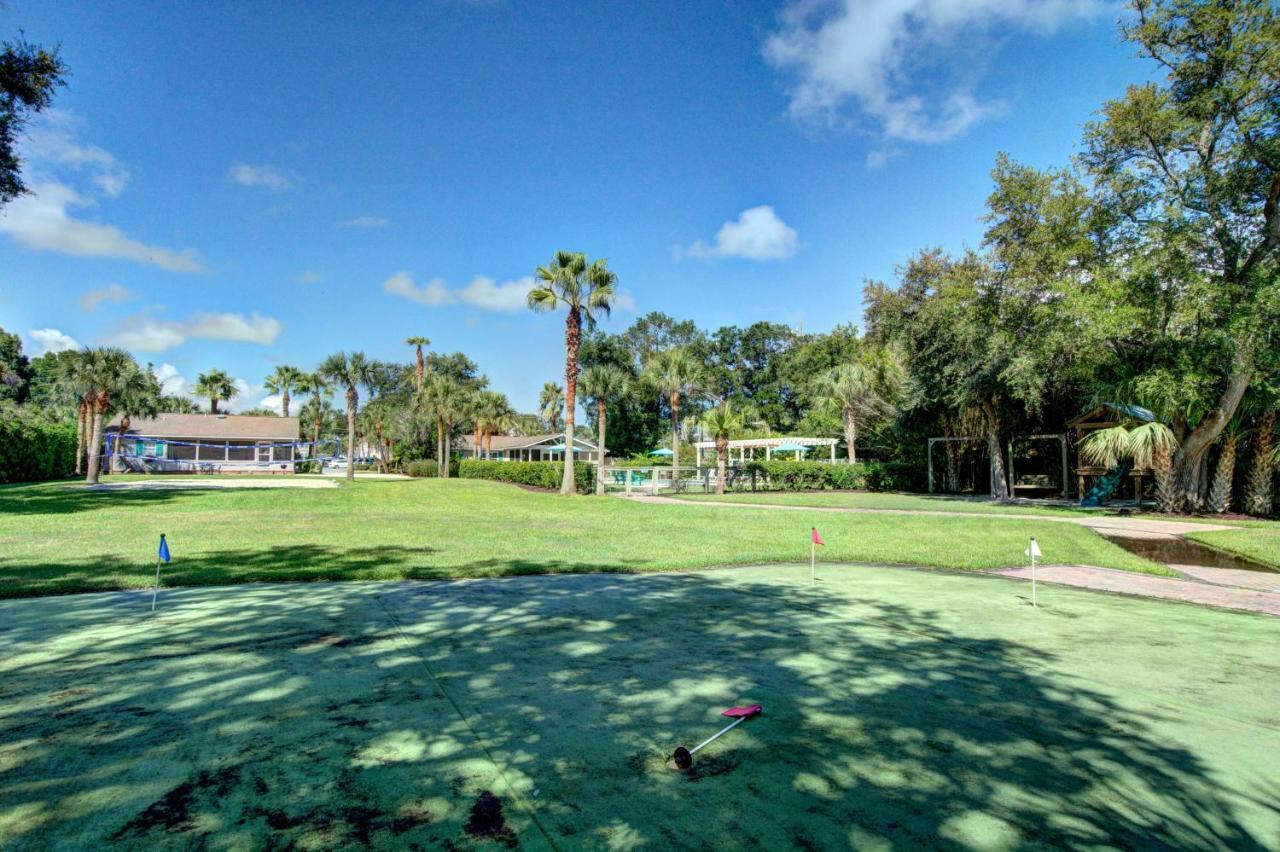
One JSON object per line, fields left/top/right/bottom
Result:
{"left": 153, "top": 363, "right": 189, "bottom": 397}
{"left": 28, "top": 328, "right": 80, "bottom": 355}
{"left": 79, "top": 283, "right": 134, "bottom": 311}
{"left": 613, "top": 289, "right": 638, "bottom": 312}
{"left": 382, "top": 271, "right": 537, "bottom": 312}
{"left": 228, "top": 163, "right": 296, "bottom": 191}
{"left": 337, "top": 215, "right": 390, "bottom": 229}
{"left": 865, "top": 147, "right": 902, "bottom": 170}
{"left": 295, "top": 270, "right": 322, "bottom": 284}
{"left": 764, "top": 0, "right": 1105, "bottom": 143}
{"left": 107, "top": 311, "right": 282, "bottom": 352}
{"left": 0, "top": 181, "right": 205, "bottom": 272}
{"left": 255, "top": 393, "right": 284, "bottom": 414}
{"left": 683, "top": 205, "right": 799, "bottom": 261}
{"left": 22, "top": 109, "right": 131, "bottom": 197}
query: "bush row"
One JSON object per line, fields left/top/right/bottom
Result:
{"left": 738, "top": 460, "right": 921, "bottom": 492}
{"left": 0, "top": 414, "right": 77, "bottom": 484}
{"left": 459, "top": 459, "right": 595, "bottom": 493}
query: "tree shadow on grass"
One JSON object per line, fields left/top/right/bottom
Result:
{"left": 0, "top": 572, "right": 1275, "bottom": 848}
{"left": 0, "top": 484, "right": 202, "bottom": 516}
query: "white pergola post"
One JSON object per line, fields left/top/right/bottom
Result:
{"left": 766, "top": 446, "right": 772, "bottom": 460}
{"left": 830, "top": 443, "right": 836, "bottom": 463}
{"left": 696, "top": 446, "right": 702, "bottom": 467}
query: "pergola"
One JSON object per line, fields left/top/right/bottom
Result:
{"left": 692, "top": 436, "right": 838, "bottom": 466}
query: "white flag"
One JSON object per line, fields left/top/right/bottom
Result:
{"left": 1025, "top": 539, "right": 1042, "bottom": 559}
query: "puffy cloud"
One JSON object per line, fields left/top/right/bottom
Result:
{"left": 764, "top": 0, "right": 1105, "bottom": 143}
{"left": 337, "top": 215, "right": 390, "bottom": 229}
{"left": 683, "top": 205, "right": 799, "bottom": 261}
{"left": 228, "top": 163, "right": 296, "bottom": 191}
{"left": 0, "top": 181, "right": 205, "bottom": 272}
{"left": 153, "top": 363, "right": 189, "bottom": 397}
{"left": 21, "top": 109, "right": 131, "bottom": 197}
{"left": 382, "top": 271, "right": 536, "bottom": 312}
{"left": 255, "top": 393, "right": 285, "bottom": 414}
{"left": 107, "top": 311, "right": 282, "bottom": 352}
{"left": 79, "top": 283, "right": 134, "bottom": 311}
{"left": 28, "top": 328, "right": 80, "bottom": 355}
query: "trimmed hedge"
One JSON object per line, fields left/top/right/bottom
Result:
{"left": 0, "top": 415, "right": 76, "bottom": 484}
{"left": 404, "top": 459, "right": 460, "bottom": 478}
{"left": 738, "top": 460, "right": 922, "bottom": 493}
{"left": 460, "top": 460, "right": 595, "bottom": 494}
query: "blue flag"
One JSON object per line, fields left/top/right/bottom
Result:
{"left": 158, "top": 534, "right": 171, "bottom": 563}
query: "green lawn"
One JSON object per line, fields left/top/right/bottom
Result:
{"left": 2, "top": 566, "right": 1276, "bottom": 848}
{"left": 1188, "top": 527, "right": 1280, "bottom": 569}
{"left": 0, "top": 478, "right": 1166, "bottom": 599}
{"left": 678, "top": 490, "right": 1107, "bottom": 516}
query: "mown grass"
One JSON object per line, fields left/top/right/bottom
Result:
{"left": 0, "top": 478, "right": 1164, "bottom": 598}
{"left": 1187, "top": 527, "right": 1280, "bottom": 570}
{"left": 677, "top": 490, "right": 1106, "bottom": 516}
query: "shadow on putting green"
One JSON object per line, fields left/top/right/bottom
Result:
{"left": 0, "top": 570, "right": 1275, "bottom": 848}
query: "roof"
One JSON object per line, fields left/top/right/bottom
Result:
{"left": 692, "top": 436, "right": 838, "bottom": 450}
{"left": 1067, "top": 403, "right": 1158, "bottom": 428}
{"left": 455, "top": 433, "right": 598, "bottom": 451}
{"left": 106, "top": 413, "right": 300, "bottom": 441}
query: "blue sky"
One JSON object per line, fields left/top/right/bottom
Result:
{"left": 0, "top": 0, "right": 1148, "bottom": 414}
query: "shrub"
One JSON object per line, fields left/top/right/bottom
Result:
{"left": 404, "top": 459, "right": 438, "bottom": 478}
{"left": 863, "top": 460, "right": 922, "bottom": 492}
{"left": 740, "top": 461, "right": 867, "bottom": 491}
{"left": 0, "top": 413, "right": 77, "bottom": 484}
{"left": 460, "top": 460, "right": 596, "bottom": 494}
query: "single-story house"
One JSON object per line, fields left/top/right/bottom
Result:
{"left": 454, "top": 433, "right": 601, "bottom": 463}
{"left": 105, "top": 413, "right": 302, "bottom": 474}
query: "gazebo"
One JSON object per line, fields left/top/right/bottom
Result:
{"left": 692, "top": 436, "right": 838, "bottom": 466}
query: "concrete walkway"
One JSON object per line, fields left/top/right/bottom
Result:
{"left": 630, "top": 494, "right": 1241, "bottom": 535}
{"left": 997, "top": 564, "right": 1280, "bottom": 617}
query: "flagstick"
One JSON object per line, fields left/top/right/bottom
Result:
{"left": 810, "top": 539, "right": 816, "bottom": 588}
{"left": 1030, "top": 537, "right": 1037, "bottom": 609}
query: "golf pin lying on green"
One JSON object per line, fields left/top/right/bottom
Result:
{"left": 672, "top": 704, "right": 762, "bottom": 771}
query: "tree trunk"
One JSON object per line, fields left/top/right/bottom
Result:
{"left": 596, "top": 400, "right": 607, "bottom": 496}
{"left": 85, "top": 393, "right": 108, "bottom": 485}
{"left": 75, "top": 400, "right": 86, "bottom": 475}
{"left": 1154, "top": 443, "right": 1180, "bottom": 514}
{"left": 437, "top": 414, "right": 446, "bottom": 478}
{"left": 444, "top": 425, "right": 452, "bottom": 477}
{"left": 211, "top": 397, "right": 219, "bottom": 414}
{"left": 282, "top": 389, "right": 291, "bottom": 418}
{"left": 715, "top": 435, "right": 727, "bottom": 495}
{"left": 345, "top": 387, "right": 357, "bottom": 483}
{"left": 1244, "top": 411, "right": 1276, "bottom": 517}
{"left": 843, "top": 406, "right": 857, "bottom": 463}
{"left": 671, "top": 392, "right": 681, "bottom": 473}
{"left": 1174, "top": 353, "right": 1253, "bottom": 511}
{"left": 1206, "top": 433, "right": 1237, "bottom": 513}
{"left": 415, "top": 348, "right": 425, "bottom": 392}
{"left": 561, "top": 308, "right": 581, "bottom": 495}
{"left": 982, "top": 400, "right": 1008, "bottom": 501}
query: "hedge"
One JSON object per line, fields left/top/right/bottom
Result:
{"left": 737, "top": 460, "right": 921, "bottom": 493}
{"left": 0, "top": 415, "right": 77, "bottom": 484}
{"left": 404, "top": 459, "right": 460, "bottom": 478}
{"left": 460, "top": 460, "right": 595, "bottom": 494}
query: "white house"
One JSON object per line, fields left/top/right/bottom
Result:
{"left": 454, "top": 433, "right": 601, "bottom": 463}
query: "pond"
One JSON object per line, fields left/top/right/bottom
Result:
{"left": 1105, "top": 534, "right": 1276, "bottom": 574}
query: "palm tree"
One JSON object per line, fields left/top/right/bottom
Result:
{"left": 111, "top": 366, "right": 162, "bottom": 468}
{"left": 194, "top": 369, "right": 236, "bottom": 414}
{"left": 699, "top": 402, "right": 745, "bottom": 496}
{"left": 78, "top": 347, "right": 142, "bottom": 485}
{"left": 318, "top": 351, "right": 373, "bottom": 482}
{"left": 539, "top": 382, "right": 565, "bottom": 432}
{"left": 1206, "top": 420, "right": 1245, "bottom": 514}
{"left": 1244, "top": 410, "right": 1276, "bottom": 516}
{"left": 528, "top": 251, "right": 617, "bottom": 495}
{"left": 1080, "top": 421, "right": 1180, "bottom": 513}
{"left": 295, "top": 372, "right": 331, "bottom": 450}
{"left": 264, "top": 365, "right": 304, "bottom": 417}
{"left": 474, "top": 390, "right": 513, "bottom": 459}
{"left": 579, "top": 364, "right": 628, "bottom": 494}
{"left": 56, "top": 350, "right": 93, "bottom": 475}
{"left": 406, "top": 336, "right": 430, "bottom": 391}
{"left": 423, "top": 373, "right": 466, "bottom": 477}
{"left": 643, "top": 346, "right": 704, "bottom": 470}
{"left": 810, "top": 349, "right": 904, "bottom": 464}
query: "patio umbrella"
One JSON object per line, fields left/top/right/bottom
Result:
{"left": 773, "top": 442, "right": 810, "bottom": 459}
{"left": 649, "top": 448, "right": 674, "bottom": 457}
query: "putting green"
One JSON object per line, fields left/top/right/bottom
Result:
{"left": 2, "top": 566, "right": 1276, "bottom": 848}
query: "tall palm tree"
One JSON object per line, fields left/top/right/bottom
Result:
{"left": 539, "top": 382, "right": 564, "bottom": 432}
{"left": 264, "top": 365, "right": 304, "bottom": 417}
{"left": 79, "top": 347, "right": 142, "bottom": 485}
{"left": 699, "top": 402, "right": 745, "bottom": 496}
{"left": 1244, "top": 410, "right": 1276, "bottom": 517}
{"left": 579, "top": 364, "right": 628, "bottom": 494}
{"left": 423, "top": 373, "right": 466, "bottom": 478}
{"left": 111, "top": 366, "right": 162, "bottom": 468}
{"left": 643, "top": 346, "right": 703, "bottom": 470}
{"left": 295, "top": 372, "right": 331, "bottom": 449}
{"left": 57, "top": 350, "right": 93, "bottom": 475}
{"left": 810, "top": 349, "right": 904, "bottom": 464}
{"left": 1081, "top": 421, "right": 1180, "bottom": 513}
{"left": 194, "top": 369, "right": 236, "bottom": 414}
{"left": 318, "top": 351, "right": 373, "bottom": 482}
{"left": 406, "top": 336, "right": 431, "bottom": 392}
{"left": 475, "top": 390, "right": 513, "bottom": 459}
{"left": 528, "top": 250, "right": 617, "bottom": 495}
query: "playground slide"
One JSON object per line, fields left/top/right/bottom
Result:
{"left": 1080, "top": 461, "right": 1132, "bottom": 507}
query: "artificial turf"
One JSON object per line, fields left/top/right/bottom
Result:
{"left": 0, "top": 478, "right": 1167, "bottom": 599}
{"left": 1, "top": 565, "right": 1276, "bottom": 848}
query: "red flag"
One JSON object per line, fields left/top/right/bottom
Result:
{"left": 811, "top": 527, "right": 825, "bottom": 546}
